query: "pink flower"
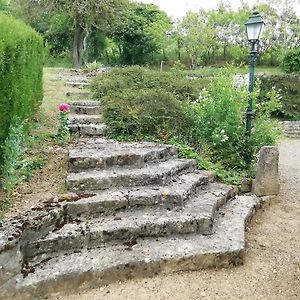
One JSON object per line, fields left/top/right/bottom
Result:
{"left": 58, "top": 103, "right": 70, "bottom": 112}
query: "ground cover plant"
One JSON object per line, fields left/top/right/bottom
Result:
{"left": 92, "top": 66, "right": 281, "bottom": 184}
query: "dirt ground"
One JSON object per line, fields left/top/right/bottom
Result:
{"left": 52, "top": 138, "right": 300, "bottom": 300}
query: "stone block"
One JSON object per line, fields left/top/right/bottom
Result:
{"left": 252, "top": 146, "right": 280, "bottom": 196}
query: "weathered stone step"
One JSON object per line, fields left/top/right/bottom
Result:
{"left": 68, "top": 100, "right": 100, "bottom": 107}
{"left": 26, "top": 182, "right": 236, "bottom": 258}
{"left": 69, "top": 124, "right": 107, "bottom": 136}
{"left": 284, "top": 134, "right": 300, "bottom": 138}
{"left": 66, "top": 91, "right": 91, "bottom": 98}
{"left": 65, "top": 171, "right": 213, "bottom": 218}
{"left": 68, "top": 140, "right": 177, "bottom": 172}
{"left": 69, "top": 105, "right": 100, "bottom": 115}
{"left": 64, "top": 82, "right": 90, "bottom": 89}
{"left": 67, "top": 159, "right": 196, "bottom": 192}
{"left": 3, "top": 196, "right": 261, "bottom": 300}
{"left": 68, "top": 114, "right": 104, "bottom": 126}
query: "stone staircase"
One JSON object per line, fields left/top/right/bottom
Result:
{"left": 0, "top": 100, "right": 267, "bottom": 299}
{"left": 280, "top": 121, "right": 300, "bottom": 138}
{"left": 68, "top": 100, "right": 107, "bottom": 136}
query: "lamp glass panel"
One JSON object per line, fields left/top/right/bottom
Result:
{"left": 246, "top": 22, "right": 263, "bottom": 40}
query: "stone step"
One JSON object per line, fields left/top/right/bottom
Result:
{"left": 283, "top": 129, "right": 300, "bottom": 133}
{"left": 285, "top": 134, "right": 300, "bottom": 138}
{"left": 25, "top": 183, "right": 236, "bottom": 258}
{"left": 69, "top": 124, "right": 107, "bottom": 136}
{"left": 68, "top": 114, "right": 104, "bottom": 126}
{"left": 65, "top": 171, "right": 213, "bottom": 218}
{"left": 68, "top": 100, "right": 100, "bottom": 107}
{"left": 68, "top": 139, "right": 177, "bottom": 172}
{"left": 64, "top": 82, "right": 90, "bottom": 89}
{"left": 69, "top": 105, "right": 100, "bottom": 115}
{"left": 3, "top": 195, "right": 262, "bottom": 300}
{"left": 66, "top": 159, "right": 196, "bottom": 192}
{"left": 66, "top": 91, "right": 91, "bottom": 98}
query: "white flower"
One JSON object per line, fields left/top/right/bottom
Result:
{"left": 221, "top": 135, "right": 229, "bottom": 142}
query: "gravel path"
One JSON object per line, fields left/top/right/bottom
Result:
{"left": 53, "top": 138, "right": 300, "bottom": 300}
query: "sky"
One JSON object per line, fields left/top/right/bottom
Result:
{"left": 139, "top": 0, "right": 300, "bottom": 19}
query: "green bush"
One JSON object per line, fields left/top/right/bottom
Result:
{"left": 282, "top": 47, "right": 300, "bottom": 74}
{"left": 259, "top": 75, "right": 300, "bottom": 120}
{"left": 101, "top": 88, "right": 193, "bottom": 141}
{"left": 92, "top": 66, "right": 281, "bottom": 183}
{"left": 0, "top": 13, "right": 43, "bottom": 163}
{"left": 91, "top": 65, "right": 210, "bottom": 103}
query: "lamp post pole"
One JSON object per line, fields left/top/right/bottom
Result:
{"left": 244, "top": 10, "right": 265, "bottom": 165}
{"left": 245, "top": 41, "right": 258, "bottom": 138}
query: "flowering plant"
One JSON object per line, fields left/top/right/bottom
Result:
{"left": 57, "top": 103, "right": 70, "bottom": 144}
{"left": 58, "top": 103, "right": 70, "bottom": 112}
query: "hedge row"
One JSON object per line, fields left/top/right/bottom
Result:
{"left": 0, "top": 13, "right": 43, "bottom": 163}
{"left": 260, "top": 75, "right": 300, "bottom": 120}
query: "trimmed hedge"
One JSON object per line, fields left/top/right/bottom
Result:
{"left": 260, "top": 75, "right": 300, "bottom": 120}
{"left": 0, "top": 13, "right": 43, "bottom": 163}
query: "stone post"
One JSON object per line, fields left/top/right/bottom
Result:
{"left": 252, "top": 146, "right": 280, "bottom": 196}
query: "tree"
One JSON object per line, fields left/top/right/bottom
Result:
{"left": 177, "top": 10, "right": 216, "bottom": 66}
{"left": 111, "top": 3, "right": 172, "bottom": 65}
{"left": 13, "top": 0, "right": 129, "bottom": 67}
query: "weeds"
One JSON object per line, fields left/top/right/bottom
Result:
{"left": 0, "top": 117, "right": 47, "bottom": 212}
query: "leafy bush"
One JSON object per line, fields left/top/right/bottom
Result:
{"left": 1, "top": 117, "right": 46, "bottom": 196}
{"left": 92, "top": 65, "right": 210, "bottom": 103}
{"left": 92, "top": 66, "right": 281, "bottom": 183}
{"left": 259, "top": 75, "right": 300, "bottom": 120}
{"left": 282, "top": 47, "right": 300, "bottom": 74}
{"left": 101, "top": 88, "right": 193, "bottom": 141}
{"left": 190, "top": 71, "right": 281, "bottom": 170}
{"left": 0, "top": 13, "right": 43, "bottom": 164}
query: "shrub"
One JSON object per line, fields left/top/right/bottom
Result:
{"left": 282, "top": 47, "right": 300, "bottom": 74}
{"left": 101, "top": 88, "right": 193, "bottom": 141}
{"left": 1, "top": 117, "right": 47, "bottom": 200}
{"left": 91, "top": 65, "right": 209, "bottom": 103}
{"left": 259, "top": 75, "right": 300, "bottom": 120}
{"left": 0, "top": 13, "right": 44, "bottom": 164}
{"left": 92, "top": 66, "right": 281, "bottom": 183}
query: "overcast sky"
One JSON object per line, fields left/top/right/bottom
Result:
{"left": 139, "top": 0, "right": 300, "bottom": 19}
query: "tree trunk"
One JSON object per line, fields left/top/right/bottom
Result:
{"left": 73, "top": 14, "right": 85, "bottom": 68}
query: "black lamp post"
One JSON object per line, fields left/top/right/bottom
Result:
{"left": 245, "top": 10, "right": 265, "bottom": 137}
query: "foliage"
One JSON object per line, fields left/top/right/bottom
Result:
{"left": 259, "top": 75, "right": 300, "bottom": 120}
{"left": 56, "top": 105, "right": 71, "bottom": 144}
{"left": 1, "top": 118, "right": 46, "bottom": 197}
{"left": 1, "top": 117, "right": 26, "bottom": 194}
{"left": 9, "top": 0, "right": 300, "bottom": 68}
{"left": 282, "top": 47, "right": 300, "bottom": 74}
{"left": 0, "top": 0, "right": 10, "bottom": 14}
{"left": 13, "top": 0, "right": 129, "bottom": 67}
{"left": 92, "top": 66, "right": 209, "bottom": 102}
{"left": 0, "top": 13, "right": 43, "bottom": 164}
{"left": 92, "top": 66, "right": 281, "bottom": 183}
{"left": 111, "top": 2, "right": 172, "bottom": 65}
